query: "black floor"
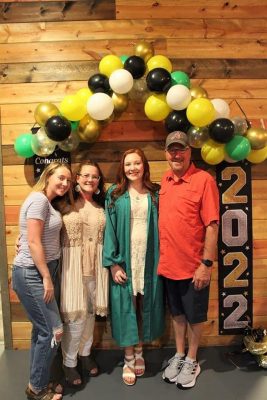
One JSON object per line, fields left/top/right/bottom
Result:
{"left": 0, "top": 346, "right": 266, "bottom": 399}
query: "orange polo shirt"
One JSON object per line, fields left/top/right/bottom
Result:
{"left": 158, "top": 163, "right": 219, "bottom": 280}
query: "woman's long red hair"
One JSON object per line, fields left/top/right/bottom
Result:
{"left": 110, "top": 148, "right": 159, "bottom": 204}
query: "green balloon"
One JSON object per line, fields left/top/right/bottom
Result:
{"left": 71, "top": 120, "right": 79, "bottom": 131}
{"left": 225, "top": 136, "right": 251, "bottom": 161}
{"left": 120, "top": 55, "right": 129, "bottom": 64}
{"left": 14, "top": 133, "right": 35, "bottom": 158}
{"left": 171, "top": 71, "right": 190, "bottom": 88}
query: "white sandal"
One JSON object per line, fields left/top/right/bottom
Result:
{"left": 134, "top": 347, "right": 145, "bottom": 377}
{"left": 122, "top": 355, "right": 136, "bottom": 386}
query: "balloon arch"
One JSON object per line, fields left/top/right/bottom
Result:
{"left": 14, "top": 41, "right": 267, "bottom": 165}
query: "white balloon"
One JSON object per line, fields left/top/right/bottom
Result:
{"left": 87, "top": 93, "right": 114, "bottom": 121}
{"left": 211, "top": 98, "right": 230, "bottom": 119}
{"left": 109, "top": 69, "right": 134, "bottom": 94}
{"left": 166, "top": 84, "right": 191, "bottom": 110}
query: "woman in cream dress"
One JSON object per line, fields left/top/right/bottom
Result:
{"left": 59, "top": 160, "right": 108, "bottom": 386}
{"left": 103, "top": 149, "right": 165, "bottom": 386}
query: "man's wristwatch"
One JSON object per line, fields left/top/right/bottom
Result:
{"left": 201, "top": 259, "right": 213, "bottom": 267}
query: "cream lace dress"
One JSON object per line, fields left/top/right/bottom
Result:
{"left": 60, "top": 199, "right": 108, "bottom": 322}
{"left": 130, "top": 193, "right": 148, "bottom": 296}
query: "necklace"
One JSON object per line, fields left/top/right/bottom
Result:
{"left": 129, "top": 187, "right": 148, "bottom": 201}
{"left": 130, "top": 192, "right": 146, "bottom": 201}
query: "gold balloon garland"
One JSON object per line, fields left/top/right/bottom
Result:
{"left": 13, "top": 41, "right": 267, "bottom": 165}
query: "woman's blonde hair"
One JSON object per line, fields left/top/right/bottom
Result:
{"left": 33, "top": 162, "right": 74, "bottom": 209}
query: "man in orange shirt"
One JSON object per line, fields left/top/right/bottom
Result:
{"left": 158, "top": 131, "right": 219, "bottom": 389}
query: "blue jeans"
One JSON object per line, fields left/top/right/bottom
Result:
{"left": 12, "top": 259, "right": 63, "bottom": 392}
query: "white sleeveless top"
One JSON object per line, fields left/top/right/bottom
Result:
{"left": 130, "top": 193, "right": 148, "bottom": 296}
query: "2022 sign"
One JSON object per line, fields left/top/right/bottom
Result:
{"left": 216, "top": 161, "right": 253, "bottom": 335}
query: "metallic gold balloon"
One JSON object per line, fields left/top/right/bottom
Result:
{"left": 58, "top": 131, "right": 80, "bottom": 152}
{"left": 231, "top": 116, "right": 248, "bottom": 136}
{"left": 257, "top": 354, "right": 267, "bottom": 368}
{"left": 188, "top": 126, "right": 209, "bottom": 148}
{"left": 34, "top": 102, "right": 59, "bottom": 126}
{"left": 245, "top": 127, "right": 267, "bottom": 150}
{"left": 190, "top": 86, "right": 208, "bottom": 100}
{"left": 31, "top": 127, "right": 56, "bottom": 156}
{"left": 112, "top": 93, "right": 129, "bottom": 114}
{"left": 134, "top": 41, "right": 154, "bottom": 63}
{"left": 243, "top": 334, "right": 267, "bottom": 355}
{"left": 129, "top": 76, "right": 149, "bottom": 103}
{"left": 78, "top": 115, "right": 101, "bottom": 143}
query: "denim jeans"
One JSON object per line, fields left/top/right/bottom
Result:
{"left": 12, "top": 259, "right": 63, "bottom": 392}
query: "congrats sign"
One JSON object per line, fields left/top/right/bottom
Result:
{"left": 216, "top": 161, "right": 253, "bottom": 335}
{"left": 33, "top": 148, "right": 71, "bottom": 180}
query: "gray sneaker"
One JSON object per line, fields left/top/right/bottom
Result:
{"left": 162, "top": 355, "right": 184, "bottom": 383}
{"left": 176, "top": 360, "right": 201, "bottom": 389}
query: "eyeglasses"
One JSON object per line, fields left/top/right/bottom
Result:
{"left": 77, "top": 174, "right": 100, "bottom": 181}
{"left": 167, "top": 147, "right": 189, "bottom": 155}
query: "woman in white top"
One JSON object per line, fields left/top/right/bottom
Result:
{"left": 59, "top": 160, "right": 108, "bottom": 386}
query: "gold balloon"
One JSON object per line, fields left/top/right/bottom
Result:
{"left": 129, "top": 76, "right": 149, "bottom": 103}
{"left": 257, "top": 354, "right": 267, "bottom": 368}
{"left": 243, "top": 334, "right": 267, "bottom": 355}
{"left": 34, "top": 102, "right": 59, "bottom": 126}
{"left": 188, "top": 126, "right": 209, "bottom": 148}
{"left": 134, "top": 41, "right": 154, "bottom": 63}
{"left": 112, "top": 93, "right": 129, "bottom": 114}
{"left": 245, "top": 127, "right": 267, "bottom": 150}
{"left": 78, "top": 115, "right": 101, "bottom": 143}
{"left": 58, "top": 131, "right": 80, "bottom": 152}
{"left": 190, "top": 86, "right": 208, "bottom": 100}
{"left": 31, "top": 127, "right": 56, "bottom": 156}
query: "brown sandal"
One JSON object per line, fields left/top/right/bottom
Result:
{"left": 79, "top": 354, "right": 99, "bottom": 377}
{"left": 25, "top": 386, "right": 62, "bottom": 400}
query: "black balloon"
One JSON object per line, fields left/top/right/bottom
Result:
{"left": 146, "top": 68, "right": 172, "bottom": 93}
{"left": 209, "top": 118, "right": 235, "bottom": 143}
{"left": 124, "top": 55, "right": 146, "bottom": 79}
{"left": 165, "top": 110, "right": 191, "bottom": 133}
{"left": 45, "top": 115, "right": 71, "bottom": 142}
{"left": 88, "top": 73, "right": 111, "bottom": 94}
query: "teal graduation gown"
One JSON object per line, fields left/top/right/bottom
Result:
{"left": 103, "top": 186, "right": 165, "bottom": 347}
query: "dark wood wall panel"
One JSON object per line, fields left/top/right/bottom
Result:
{"left": 0, "top": 1, "right": 115, "bottom": 22}
{"left": 2, "top": 60, "right": 267, "bottom": 84}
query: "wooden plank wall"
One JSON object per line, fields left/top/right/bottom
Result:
{"left": 0, "top": 0, "right": 267, "bottom": 349}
